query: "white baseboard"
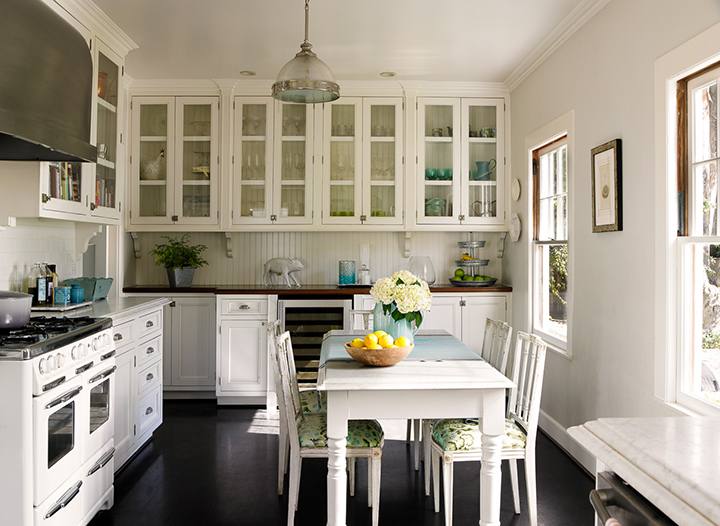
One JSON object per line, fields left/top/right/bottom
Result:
{"left": 539, "top": 409, "right": 595, "bottom": 474}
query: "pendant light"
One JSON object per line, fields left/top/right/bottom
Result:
{"left": 272, "top": 0, "right": 340, "bottom": 103}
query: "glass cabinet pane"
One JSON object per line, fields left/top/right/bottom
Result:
{"left": 327, "top": 103, "right": 359, "bottom": 221}
{"left": 95, "top": 51, "right": 119, "bottom": 210}
{"left": 181, "top": 104, "right": 212, "bottom": 218}
{"left": 278, "top": 103, "right": 310, "bottom": 219}
{"left": 424, "top": 105, "right": 453, "bottom": 138}
{"left": 370, "top": 186, "right": 395, "bottom": 217}
{"left": 421, "top": 103, "right": 457, "bottom": 221}
{"left": 138, "top": 104, "right": 168, "bottom": 217}
{"left": 371, "top": 105, "right": 395, "bottom": 137}
{"left": 236, "top": 102, "right": 271, "bottom": 220}
{"left": 365, "top": 102, "right": 401, "bottom": 223}
{"left": 330, "top": 185, "right": 354, "bottom": 217}
{"left": 466, "top": 104, "right": 498, "bottom": 219}
{"left": 47, "top": 162, "right": 83, "bottom": 202}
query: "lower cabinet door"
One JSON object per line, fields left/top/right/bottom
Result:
{"left": 421, "top": 295, "right": 462, "bottom": 338}
{"left": 218, "top": 319, "right": 267, "bottom": 395}
{"left": 169, "top": 297, "right": 216, "bottom": 388}
{"left": 460, "top": 295, "right": 507, "bottom": 354}
{"left": 136, "top": 387, "right": 163, "bottom": 438}
{"left": 113, "top": 350, "right": 133, "bottom": 470}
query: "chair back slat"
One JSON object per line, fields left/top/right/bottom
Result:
{"left": 507, "top": 331, "right": 547, "bottom": 442}
{"left": 266, "top": 320, "right": 283, "bottom": 403}
{"left": 351, "top": 309, "right": 374, "bottom": 330}
{"left": 277, "top": 332, "right": 303, "bottom": 421}
{"left": 481, "top": 319, "right": 513, "bottom": 375}
{"left": 276, "top": 332, "right": 303, "bottom": 446}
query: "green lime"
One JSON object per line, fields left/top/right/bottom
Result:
{"left": 454, "top": 268, "right": 464, "bottom": 278}
{"left": 462, "top": 275, "right": 473, "bottom": 281}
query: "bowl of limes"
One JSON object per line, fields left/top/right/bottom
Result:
{"left": 449, "top": 268, "right": 498, "bottom": 287}
{"left": 345, "top": 331, "right": 414, "bottom": 367}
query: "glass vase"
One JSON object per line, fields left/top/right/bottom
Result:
{"left": 409, "top": 256, "right": 436, "bottom": 285}
{"left": 372, "top": 302, "right": 392, "bottom": 333}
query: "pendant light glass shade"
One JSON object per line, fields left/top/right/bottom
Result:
{"left": 272, "top": 0, "right": 339, "bottom": 104}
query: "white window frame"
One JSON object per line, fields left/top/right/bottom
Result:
{"left": 525, "top": 111, "right": 575, "bottom": 359}
{"left": 532, "top": 138, "right": 569, "bottom": 352}
{"left": 655, "top": 20, "right": 720, "bottom": 416}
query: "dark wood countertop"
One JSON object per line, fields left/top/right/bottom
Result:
{"left": 123, "top": 284, "right": 512, "bottom": 295}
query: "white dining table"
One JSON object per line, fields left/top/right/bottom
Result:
{"left": 317, "top": 330, "right": 514, "bottom": 526}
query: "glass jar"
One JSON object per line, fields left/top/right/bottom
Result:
{"left": 338, "top": 260, "right": 357, "bottom": 285}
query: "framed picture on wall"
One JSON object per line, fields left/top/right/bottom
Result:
{"left": 591, "top": 139, "right": 622, "bottom": 232}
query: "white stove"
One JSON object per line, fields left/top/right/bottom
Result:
{"left": 0, "top": 316, "right": 117, "bottom": 526}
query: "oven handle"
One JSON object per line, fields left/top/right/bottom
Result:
{"left": 89, "top": 365, "right": 117, "bottom": 384}
{"left": 101, "top": 350, "right": 116, "bottom": 361}
{"left": 589, "top": 489, "right": 613, "bottom": 523}
{"left": 75, "top": 361, "right": 94, "bottom": 375}
{"left": 87, "top": 448, "right": 116, "bottom": 476}
{"left": 45, "top": 386, "right": 82, "bottom": 409}
{"left": 44, "top": 480, "right": 82, "bottom": 519}
{"left": 42, "top": 376, "right": 66, "bottom": 392}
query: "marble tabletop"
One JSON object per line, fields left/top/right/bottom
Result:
{"left": 569, "top": 416, "right": 720, "bottom": 525}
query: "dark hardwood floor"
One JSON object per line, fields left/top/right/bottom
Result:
{"left": 90, "top": 401, "right": 594, "bottom": 525}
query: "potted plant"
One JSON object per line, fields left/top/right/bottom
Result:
{"left": 370, "top": 270, "right": 432, "bottom": 344}
{"left": 150, "top": 234, "right": 208, "bottom": 288}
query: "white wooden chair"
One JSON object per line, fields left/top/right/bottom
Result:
{"left": 422, "top": 318, "right": 513, "bottom": 491}
{"left": 273, "top": 331, "right": 385, "bottom": 526}
{"left": 351, "top": 308, "right": 374, "bottom": 330}
{"left": 430, "top": 331, "right": 547, "bottom": 526}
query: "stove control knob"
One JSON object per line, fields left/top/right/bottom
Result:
{"left": 71, "top": 346, "right": 78, "bottom": 360}
{"left": 56, "top": 353, "right": 65, "bottom": 368}
{"left": 39, "top": 358, "right": 47, "bottom": 374}
{"left": 92, "top": 338, "right": 98, "bottom": 351}
{"left": 79, "top": 343, "right": 86, "bottom": 358}
{"left": 46, "top": 355, "right": 56, "bottom": 372}
{"left": 104, "top": 333, "right": 110, "bottom": 346}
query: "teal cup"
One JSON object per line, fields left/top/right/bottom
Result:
{"left": 475, "top": 159, "right": 497, "bottom": 180}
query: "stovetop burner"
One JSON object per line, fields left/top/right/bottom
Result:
{"left": 0, "top": 316, "right": 112, "bottom": 360}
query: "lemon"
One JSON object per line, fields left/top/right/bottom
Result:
{"left": 351, "top": 338, "right": 364, "bottom": 349}
{"left": 372, "top": 330, "right": 387, "bottom": 338}
{"left": 395, "top": 336, "right": 410, "bottom": 348}
{"left": 364, "top": 334, "right": 379, "bottom": 347}
{"left": 366, "top": 342, "right": 383, "bottom": 350}
{"left": 378, "top": 334, "right": 395, "bottom": 348}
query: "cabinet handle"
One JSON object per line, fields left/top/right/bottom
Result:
{"left": 41, "top": 193, "right": 51, "bottom": 203}
{"left": 90, "top": 202, "right": 96, "bottom": 211}
{"left": 113, "top": 333, "right": 123, "bottom": 341}
{"left": 171, "top": 215, "right": 178, "bottom": 222}
{"left": 146, "top": 347, "right": 155, "bottom": 355}
{"left": 458, "top": 214, "right": 465, "bottom": 222}
{"left": 145, "top": 320, "right": 154, "bottom": 328}
{"left": 238, "top": 304, "right": 251, "bottom": 310}
{"left": 146, "top": 406, "right": 153, "bottom": 415}
{"left": 146, "top": 373, "right": 154, "bottom": 382}
{"left": 270, "top": 214, "right": 277, "bottom": 222}
{"left": 360, "top": 214, "right": 367, "bottom": 222}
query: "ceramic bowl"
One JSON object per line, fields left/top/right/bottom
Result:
{"left": 344, "top": 342, "right": 413, "bottom": 367}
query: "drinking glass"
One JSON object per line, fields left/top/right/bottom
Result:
{"left": 409, "top": 256, "right": 436, "bottom": 285}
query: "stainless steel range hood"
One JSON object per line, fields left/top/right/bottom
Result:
{"left": 0, "top": 0, "right": 96, "bottom": 162}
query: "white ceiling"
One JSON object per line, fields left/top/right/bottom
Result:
{"left": 94, "top": 0, "right": 584, "bottom": 82}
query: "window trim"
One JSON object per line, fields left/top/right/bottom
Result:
{"left": 655, "top": 20, "right": 720, "bottom": 415}
{"left": 530, "top": 132, "right": 571, "bottom": 356}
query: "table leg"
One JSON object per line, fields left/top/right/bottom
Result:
{"left": 480, "top": 389, "right": 505, "bottom": 526}
{"left": 327, "top": 391, "right": 349, "bottom": 526}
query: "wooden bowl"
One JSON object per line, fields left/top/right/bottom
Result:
{"left": 344, "top": 342, "right": 413, "bottom": 367}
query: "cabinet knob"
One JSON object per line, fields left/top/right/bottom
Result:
{"left": 360, "top": 214, "right": 367, "bottom": 222}
{"left": 146, "top": 347, "right": 155, "bottom": 355}
{"left": 146, "top": 373, "right": 154, "bottom": 381}
{"left": 270, "top": 214, "right": 277, "bottom": 222}
{"left": 145, "top": 320, "right": 154, "bottom": 328}
{"left": 41, "top": 193, "right": 51, "bottom": 203}
{"left": 90, "top": 202, "right": 96, "bottom": 211}
{"left": 458, "top": 214, "right": 465, "bottom": 222}
{"left": 171, "top": 215, "right": 178, "bottom": 222}
{"left": 113, "top": 333, "right": 123, "bottom": 341}
{"left": 145, "top": 407, "right": 153, "bottom": 415}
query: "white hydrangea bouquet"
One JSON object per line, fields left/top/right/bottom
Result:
{"left": 370, "top": 270, "right": 432, "bottom": 333}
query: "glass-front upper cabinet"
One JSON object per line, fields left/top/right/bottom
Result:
{"left": 362, "top": 98, "right": 403, "bottom": 224}
{"left": 92, "top": 42, "right": 122, "bottom": 220}
{"left": 232, "top": 97, "right": 274, "bottom": 224}
{"left": 417, "top": 98, "right": 461, "bottom": 224}
{"left": 40, "top": 161, "right": 89, "bottom": 216}
{"left": 131, "top": 97, "right": 175, "bottom": 224}
{"left": 174, "top": 97, "right": 219, "bottom": 224}
{"left": 461, "top": 98, "right": 505, "bottom": 224}
{"left": 322, "top": 99, "right": 362, "bottom": 224}
{"left": 273, "top": 102, "right": 314, "bottom": 224}
{"left": 130, "top": 96, "right": 219, "bottom": 225}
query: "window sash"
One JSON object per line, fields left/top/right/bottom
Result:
{"left": 534, "top": 138, "right": 568, "bottom": 242}
{"left": 532, "top": 241, "right": 568, "bottom": 346}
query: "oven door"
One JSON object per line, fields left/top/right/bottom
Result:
{"left": 33, "top": 375, "right": 85, "bottom": 505}
{"left": 83, "top": 360, "right": 116, "bottom": 461}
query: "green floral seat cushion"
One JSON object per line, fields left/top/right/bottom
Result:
{"left": 299, "top": 390, "right": 326, "bottom": 414}
{"left": 431, "top": 418, "right": 527, "bottom": 452}
{"left": 298, "top": 414, "right": 384, "bottom": 449}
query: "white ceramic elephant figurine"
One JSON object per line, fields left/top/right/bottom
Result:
{"left": 263, "top": 258, "right": 304, "bottom": 287}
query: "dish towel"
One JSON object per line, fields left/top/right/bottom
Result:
{"left": 605, "top": 519, "right": 623, "bottom": 526}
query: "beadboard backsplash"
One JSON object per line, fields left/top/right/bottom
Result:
{"left": 0, "top": 220, "right": 82, "bottom": 291}
{"left": 128, "top": 231, "right": 504, "bottom": 286}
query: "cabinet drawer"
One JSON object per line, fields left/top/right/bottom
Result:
{"left": 135, "top": 309, "right": 162, "bottom": 340}
{"left": 219, "top": 297, "right": 268, "bottom": 317}
{"left": 136, "top": 386, "right": 162, "bottom": 438}
{"left": 136, "top": 360, "right": 162, "bottom": 397}
{"left": 136, "top": 335, "right": 162, "bottom": 369}
{"left": 112, "top": 320, "right": 133, "bottom": 350}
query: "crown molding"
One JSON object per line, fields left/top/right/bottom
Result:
{"left": 55, "top": 0, "right": 138, "bottom": 56}
{"left": 504, "top": 0, "right": 613, "bottom": 92}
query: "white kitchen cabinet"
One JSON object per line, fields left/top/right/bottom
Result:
{"left": 129, "top": 96, "right": 220, "bottom": 227}
{"left": 218, "top": 320, "right": 267, "bottom": 395}
{"left": 114, "top": 348, "right": 134, "bottom": 467}
{"left": 460, "top": 295, "right": 508, "bottom": 354}
{"left": 420, "top": 295, "right": 463, "bottom": 338}
{"left": 417, "top": 97, "right": 505, "bottom": 226}
{"left": 168, "top": 296, "right": 216, "bottom": 388}
{"left": 322, "top": 98, "right": 404, "bottom": 225}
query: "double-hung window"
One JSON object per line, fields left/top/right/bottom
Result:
{"left": 532, "top": 137, "right": 569, "bottom": 350}
{"left": 678, "top": 66, "right": 720, "bottom": 412}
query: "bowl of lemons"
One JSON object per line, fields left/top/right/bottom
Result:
{"left": 345, "top": 330, "right": 414, "bottom": 367}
